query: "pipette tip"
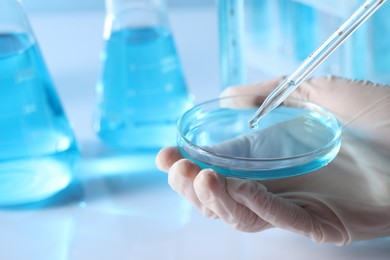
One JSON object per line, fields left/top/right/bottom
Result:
{"left": 248, "top": 120, "right": 258, "bottom": 129}
{"left": 248, "top": 105, "right": 269, "bottom": 129}
{"left": 248, "top": 114, "right": 263, "bottom": 129}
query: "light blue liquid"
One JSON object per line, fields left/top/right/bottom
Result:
{"left": 95, "top": 27, "right": 192, "bottom": 150}
{"left": 0, "top": 33, "right": 79, "bottom": 206}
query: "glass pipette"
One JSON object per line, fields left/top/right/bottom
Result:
{"left": 248, "top": 0, "right": 387, "bottom": 129}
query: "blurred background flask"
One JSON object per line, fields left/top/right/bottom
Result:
{"left": 0, "top": 0, "right": 80, "bottom": 206}
{"left": 94, "top": 0, "right": 193, "bottom": 151}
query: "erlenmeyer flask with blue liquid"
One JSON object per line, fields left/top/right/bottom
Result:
{"left": 0, "top": 0, "right": 79, "bottom": 206}
{"left": 94, "top": 0, "right": 193, "bottom": 150}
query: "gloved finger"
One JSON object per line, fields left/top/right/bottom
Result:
{"left": 218, "top": 76, "right": 312, "bottom": 110}
{"left": 193, "top": 170, "right": 271, "bottom": 232}
{"left": 227, "top": 179, "right": 347, "bottom": 244}
{"left": 219, "top": 77, "right": 285, "bottom": 108}
{"left": 221, "top": 77, "right": 285, "bottom": 97}
{"left": 155, "top": 146, "right": 183, "bottom": 172}
{"left": 168, "top": 159, "right": 218, "bottom": 219}
{"left": 298, "top": 76, "right": 390, "bottom": 145}
{"left": 298, "top": 76, "right": 390, "bottom": 124}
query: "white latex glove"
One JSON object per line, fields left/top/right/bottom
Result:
{"left": 156, "top": 76, "right": 390, "bottom": 245}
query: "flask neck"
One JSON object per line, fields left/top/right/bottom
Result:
{"left": 104, "top": 0, "right": 169, "bottom": 38}
{"left": 106, "top": 0, "right": 167, "bottom": 14}
{"left": 0, "top": 0, "right": 34, "bottom": 37}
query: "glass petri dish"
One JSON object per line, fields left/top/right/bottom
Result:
{"left": 177, "top": 95, "right": 342, "bottom": 179}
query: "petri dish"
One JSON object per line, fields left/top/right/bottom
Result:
{"left": 177, "top": 95, "right": 342, "bottom": 179}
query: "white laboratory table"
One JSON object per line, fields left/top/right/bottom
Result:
{"left": 0, "top": 7, "right": 389, "bottom": 260}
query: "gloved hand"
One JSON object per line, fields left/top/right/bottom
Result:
{"left": 155, "top": 76, "right": 390, "bottom": 245}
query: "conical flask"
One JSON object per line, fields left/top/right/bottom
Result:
{"left": 0, "top": 0, "right": 80, "bottom": 206}
{"left": 94, "top": 0, "right": 193, "bottom": 150}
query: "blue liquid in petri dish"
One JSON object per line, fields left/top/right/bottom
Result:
{"left": 178, "top": 97, "right": 341, "bottom": 180}
{"left": 0, "top": 33, "right": 79, "bottom": 206}
{"left": 95, "top": 27, "right": 192, "bottom": 150}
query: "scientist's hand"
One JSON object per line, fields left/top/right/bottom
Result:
{"left": 155, "top": 76, "right": 390, "bottom": 245}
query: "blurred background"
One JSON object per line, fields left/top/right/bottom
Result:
{"left": 1, "top": 1, "right": 389, "bottom": 259}
{"left": 217, "top": 0, "right": 390, "bottom": 88}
